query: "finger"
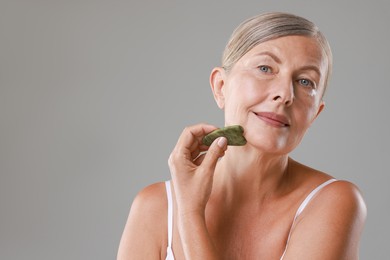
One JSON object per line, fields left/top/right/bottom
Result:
{"left": 200, "top": 137, "right": 227, "bottom": 173}
{"left": 191, "top": 147, "right": 203, "bottom": 160}
{"left": 190, "top": 143, "right": 211, "bottom": 160}
{"left": 177, "top": 124, "right": 218, "bottom": 153}
{"left": 193, "top": 151, "right": 207, "bottom": 166}
{"left": 170, "top": 124, "right": 217, "bottom": 166}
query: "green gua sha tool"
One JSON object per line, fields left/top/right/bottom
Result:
{"left": 202, "top": 125, "right": 247, "bottom": 146}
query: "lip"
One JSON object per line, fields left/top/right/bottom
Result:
{"left": 254, "top": 112, "right": 290, "bottom": 127}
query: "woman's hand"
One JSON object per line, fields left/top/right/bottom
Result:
{"left": 168, "top": 124, "right": 227, "bottom": 259}
{"left": 168, "top": 123, "right": 228, "bottom": 216}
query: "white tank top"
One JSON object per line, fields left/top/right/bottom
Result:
{"left": 164, "top": 179, "right": 337, "bottom": 260}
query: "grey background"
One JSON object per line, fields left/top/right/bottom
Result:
{"left": 1, "top": 0, "right": 389, "bottom": 259}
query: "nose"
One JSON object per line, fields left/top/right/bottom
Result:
{"left": 272, "top": 78, "right": 294, "bottom": 106}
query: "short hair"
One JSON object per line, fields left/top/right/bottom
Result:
{"left": 222, "top": 12, "right": 333, "bottom": 97}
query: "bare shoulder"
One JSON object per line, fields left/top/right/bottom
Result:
{"left": 131, "top": 182, "right": 168, "bottom": 215}
{"left": 311, "top": 180, "right": 367, "bottom": 222}
{"left": 326, "top": 180, "right": 366, "bottom": 204}
{"left": 284, "top": 179, "right": 367, "bottom": 259}
{"left": 117, "top": 182, "right": 168, "bottom": 260}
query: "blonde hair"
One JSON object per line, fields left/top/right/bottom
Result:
{"left": 222, "top": 12, "right": 333, "bottom": 96}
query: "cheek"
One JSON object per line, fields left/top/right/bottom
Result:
{"left": 292, "top": 102, "right": 319, "bottom": 129}
{"left": 225, "top": 73, "right": 266, "bottom": 107}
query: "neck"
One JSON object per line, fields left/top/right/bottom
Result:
{"left": 213, "top": 145, "right": 290, "bottom": 203}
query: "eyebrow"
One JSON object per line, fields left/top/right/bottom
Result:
{"left": 254, "top": 51, "right": 322, "bottom": 77}
{"left": 299, "top": 65, "right": 322, "bottom": 77}
{"left": 254, "top": 51, "right": 282, "bottom": 64}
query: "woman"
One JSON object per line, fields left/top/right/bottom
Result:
{"left": 117, "top": 12, "right": 367, "bottom": 259}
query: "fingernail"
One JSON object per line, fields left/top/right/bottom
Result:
{"left": 217, "top": 137, "right": 227, "bottom": 148}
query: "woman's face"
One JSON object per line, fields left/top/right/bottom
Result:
{"left": 211, "top": 35, "right": 327, "bottom": 154}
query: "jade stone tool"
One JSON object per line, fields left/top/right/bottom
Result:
{"left": 202, "top": 125, "right": 247, "bottom": 146}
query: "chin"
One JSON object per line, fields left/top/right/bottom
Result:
{"left": 244, "top": 132, "right": 295, "bottom": 155}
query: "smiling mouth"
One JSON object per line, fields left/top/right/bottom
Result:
{"left": 254, "top": 112, "right": 290, "bottom": 127}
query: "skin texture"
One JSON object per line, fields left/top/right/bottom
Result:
{"left": 117, "top": 36, "right": 367, "bottom": 260}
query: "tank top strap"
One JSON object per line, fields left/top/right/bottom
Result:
{"left": 294, "top": 178, "right": 338, "bottom": 219}
{"left": 280, "top": 178, "right": 338, "bottom": 259}
{"left": 165, "top": 181, "right": 175, "bottom": 260}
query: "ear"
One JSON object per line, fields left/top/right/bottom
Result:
{"left": 210, "top": 67, "right": 226, "bottom": 109}
{"left": 310, "top": 100, "right": 325, "bottom": 124}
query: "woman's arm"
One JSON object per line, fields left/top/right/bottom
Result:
{"left": 282, "top": 181, "right": 367, "bottom": 260}
{"left": 117, "top": 183, "right": 166, "bottom": 260}
{"left": 168, "top": 124, "right": 228, "bottom": 260}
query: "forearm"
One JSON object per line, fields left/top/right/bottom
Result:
{"left": 168, "top": 126, "right": 227, "bottom": 259}
{"left": 178, "top": 212, "right": 220, "bottom": 260}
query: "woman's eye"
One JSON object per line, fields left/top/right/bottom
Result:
{"left": 259, "top": 65, "right": 272, "bottom": 73}
{"left": 298, "top": 78, "right": 314, "bottom": 88}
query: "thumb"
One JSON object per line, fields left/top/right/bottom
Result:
{"left": 201, "top": 137, "right": 228, "bottom": 172}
